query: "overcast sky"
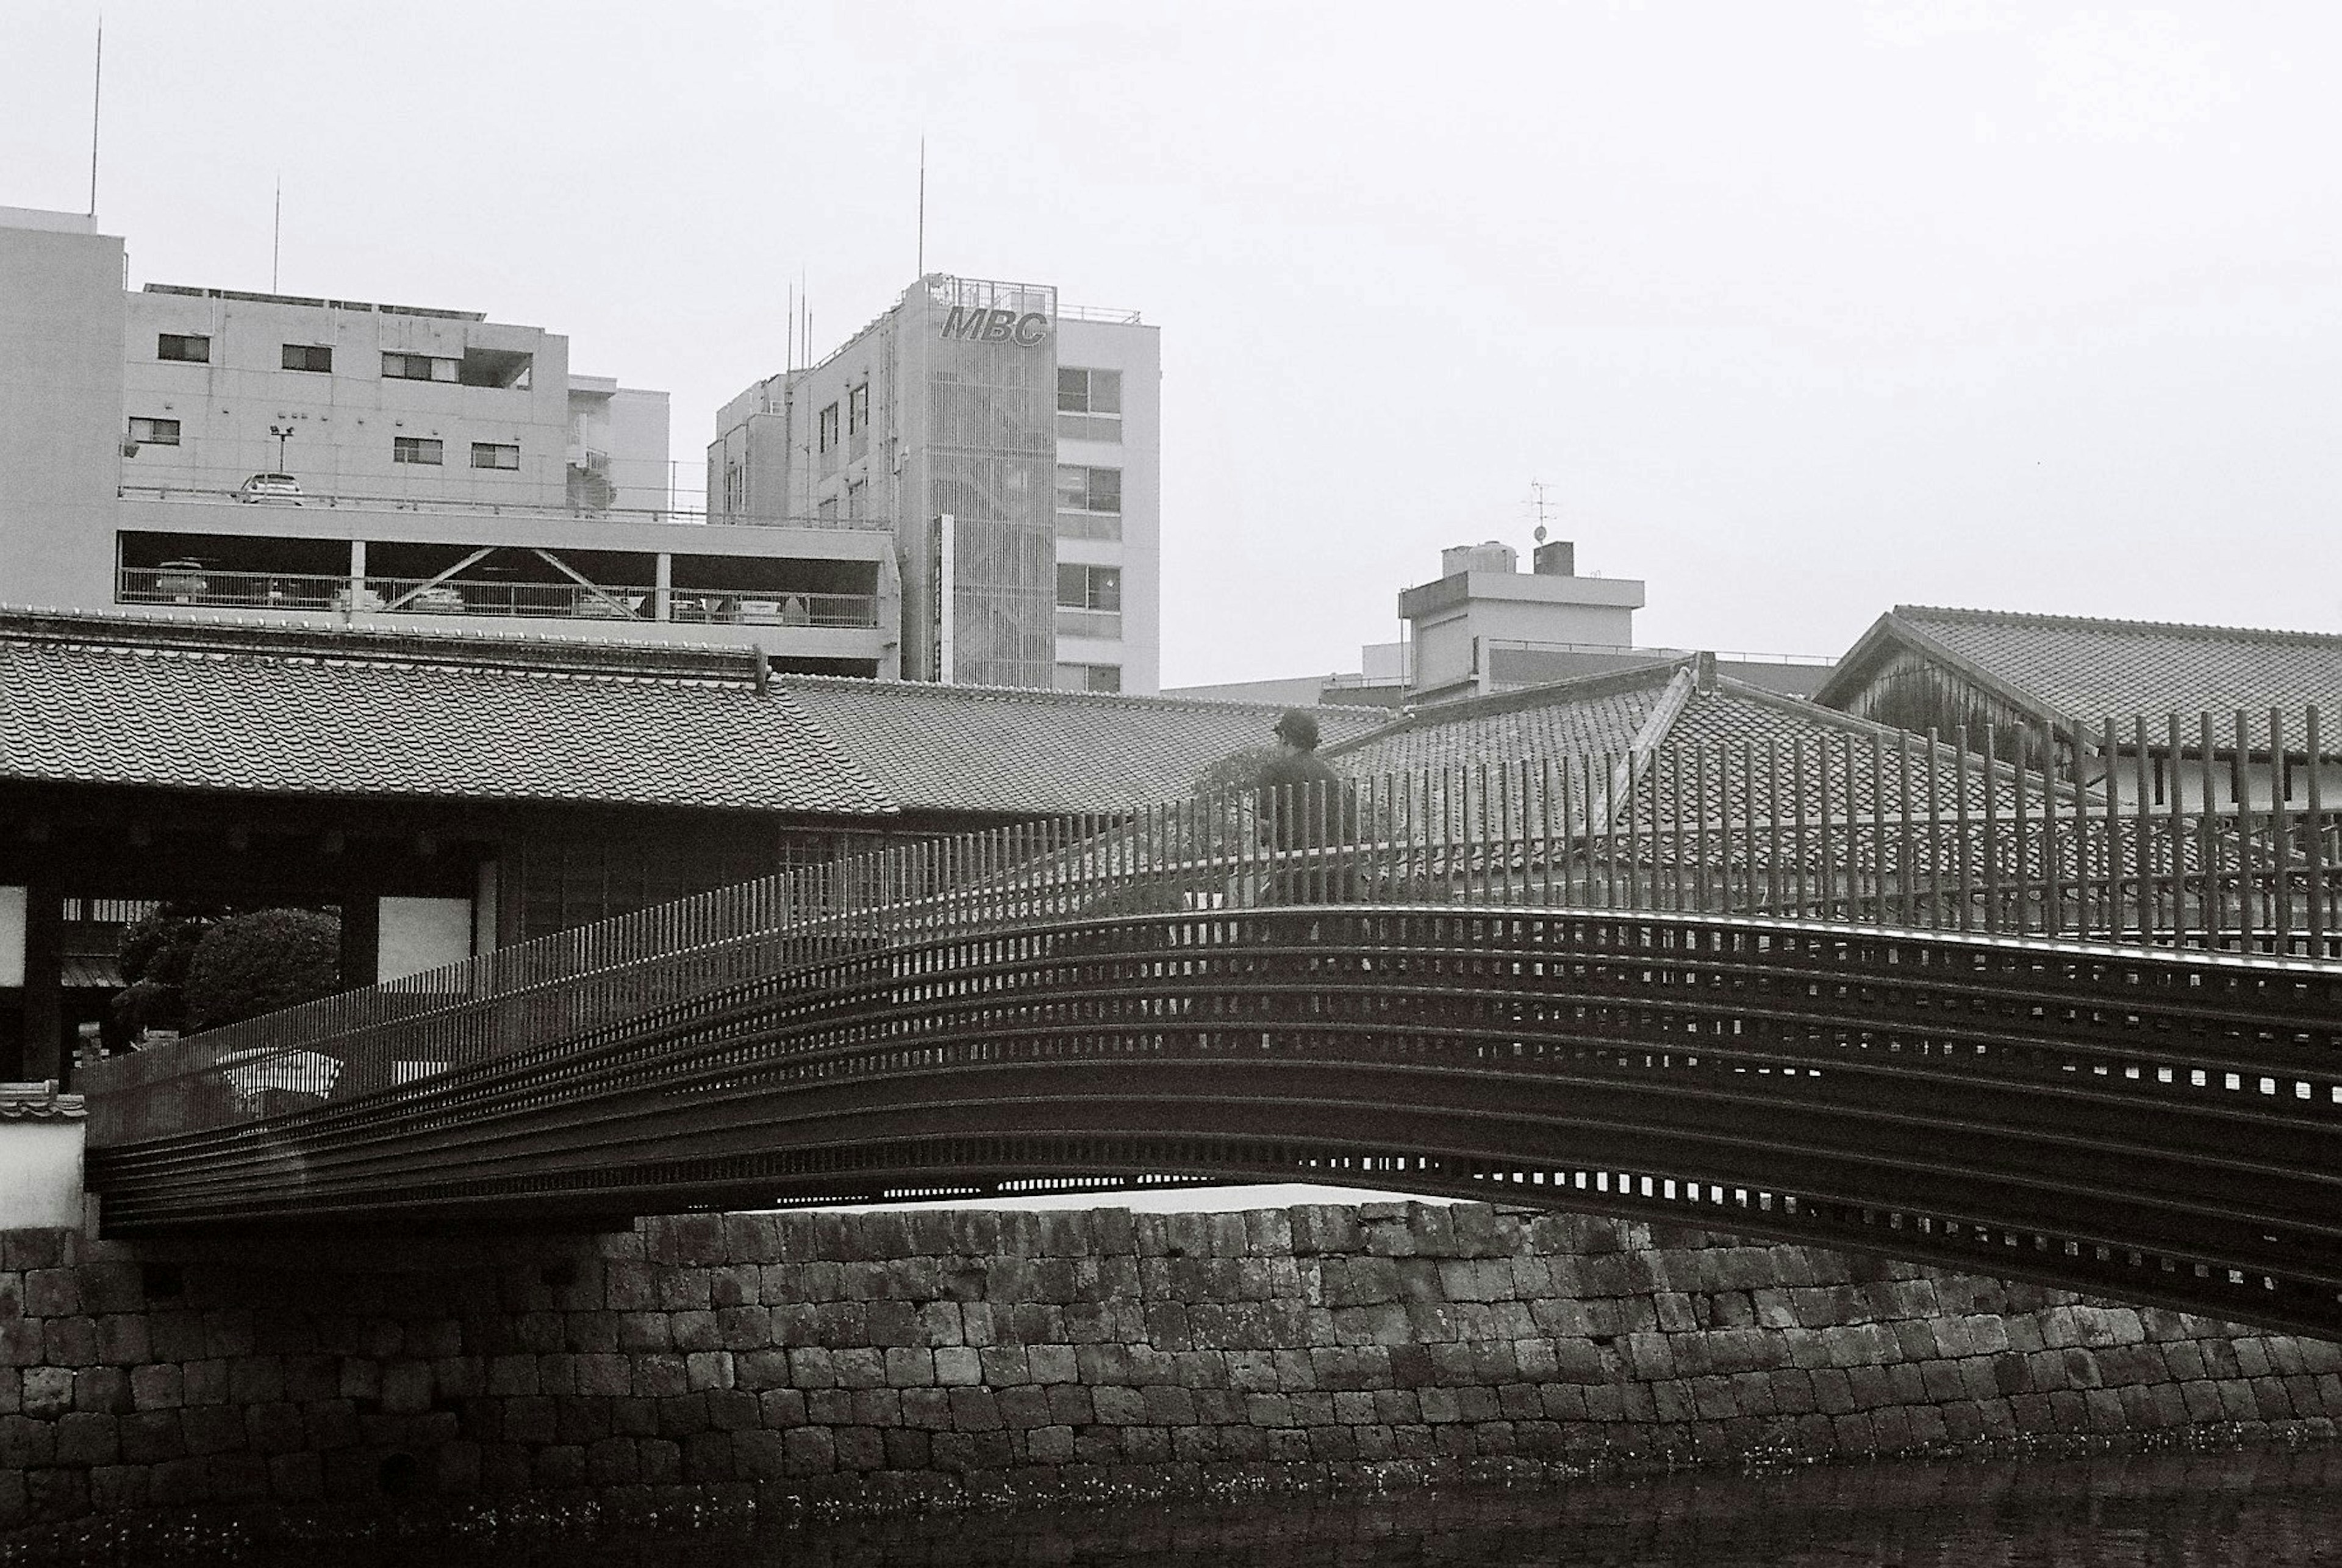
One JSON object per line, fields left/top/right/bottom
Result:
{"left": 9, "top": 1, "right": 2338, "bottom": 686}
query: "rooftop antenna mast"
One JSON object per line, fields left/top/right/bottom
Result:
{"left": 1529, "top": 479, "right": 1557, "bottom": 543}
{"left": 272, "top": 175, "right": 281, "bottom": 292}
{"left": 86, "top": 17, "right": 103, "bottom": 217}
{"left": 917, "top": 136, "right": 926, "bottom": 278}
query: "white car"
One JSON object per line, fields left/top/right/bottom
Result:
{"left": 234, "top": 473, "right": 304, "bottom": 505}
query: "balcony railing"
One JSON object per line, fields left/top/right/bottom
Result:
{"left": 1055, "top": 607, "right": 1123, "bottom": 640}
{"left": 117, "top": 482, "right": 893, "bottom": 535}
{"left": 118, "top": 567, "right": 879, "bottom": 629}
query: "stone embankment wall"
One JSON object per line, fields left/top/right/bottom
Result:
{"left": 3, "top": 1201, "right": 2338, "bottom": 1533}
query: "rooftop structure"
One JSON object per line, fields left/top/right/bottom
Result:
{"left": 0, "top": 206, "right": 899, "bottom": 673}
{"left": 710, "top": 275, "right": 1161, "bottom": 693}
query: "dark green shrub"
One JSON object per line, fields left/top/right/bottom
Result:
{"left": 184, "top": 909, "right": 344, "bottom": 1031}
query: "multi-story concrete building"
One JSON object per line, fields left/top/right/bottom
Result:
{"left": 709, "top": 274, "right": 1160, "bottom": 693}
{"left": 0, "top": 205, "right": 900, "bottom": 675}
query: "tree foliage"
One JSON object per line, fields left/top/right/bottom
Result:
{"left": 182, "top": 909, "right": 344, "bottom": 1032}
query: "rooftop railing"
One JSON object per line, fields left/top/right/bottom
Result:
{"left": 118, "top": 483, "right": 893, "bottom": 535}
{"left": 77, "top": 706, "right": 2340, "bottom": 1147}
{"left": 117, "top": 566, "right": 880, "bottom": 628}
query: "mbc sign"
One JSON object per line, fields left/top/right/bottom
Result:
{"left": 940, "top": 307, "right": 1051, "bottom": 348}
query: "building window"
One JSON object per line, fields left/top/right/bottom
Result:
{"left": 847, "top": 383, "right": 869, "bottom": 434}
{"left": 393, "top": 436, "right": 444, "bottom": 465}
{"left": 1055, "top": 662, "right": 1122, "bottom": 694}
{"left": 470, "top": 442, "right": 520, "bottom": 470}
{"left": 382, "top": 352, "right": 457, "bottom": 382}
{"left": 818, "top": 403, "right": 840, "bottom": 454}
{"left": 1055, "top": 464, "right": 1123, "bottom": 514}
{"left": 1058, "top": 368, "right": 1122, "bottom": 415}
{"left": 281, "top": 343, "right": 333, "bottom": 373}
{"left": 157, "top": 333, "right": 209, "bottom": 363}
{"left": 1056, "top": 563, "right": 1121, "bottom": 612}
{"left": 126, "top": 417, "right": 181, "bottom": 446}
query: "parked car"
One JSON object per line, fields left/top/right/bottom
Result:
{"left": 152, "top": 559, "right": 210, "bottom": 601}
{"left": 403, "top": 584, "right": 466, "bottom": 614}
{"left": 234, "top": 473, "right": 304, "bottom": 505}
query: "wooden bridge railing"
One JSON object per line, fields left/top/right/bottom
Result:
{"left": 78, "top": 705, "right": 2340, "bottom": 1145}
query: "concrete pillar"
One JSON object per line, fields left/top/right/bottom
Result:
{"left": 349, "top": 539, "right": 367, "bottom": 604}
{"left": 654, "top": 553, "right": 671, "bottom": 621}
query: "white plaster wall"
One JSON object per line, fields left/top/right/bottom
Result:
{"left": 0, "top": 1122, "right": 85, "bottom": 1229}
{"left": 378, "top": 897, "right": 474, "bottom": 983}
{"left": 0, "top": 886, "right": 23, "bottom": 989}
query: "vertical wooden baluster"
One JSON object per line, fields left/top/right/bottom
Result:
{"left": 1538, "top": 757, "right": 1555, "bottom": 907}
{"left": 2046, "top": 724, "right": 2069, "bottom": 938}
{"left": 2197, "top": 713, "right": 2220, "bottom": 946}
{"left": 2232, "top": 709, "right": 2255, "bottom": 950}
{"left": 1922, "top": 729, "right": 1944, "bottom": 929}
{"left": 1558, "top": 755, "right": 1576, "bottom": 908}
{"left": 1694, "top": 743, "right": 1711, "bottom": 912}
{"left": 2308, "top": 706, "right": 2329, "bottom": 958}
{"left": 1762, "top": 737, "right": 1782, "bottom": 915}
{"left": 1625, "top": 748, "right": 1644, "bottom": 912}
{"left": 1896, "top": 733, "right": 1917, "bottom": 928}
{"left": 1799, "top": 744, "right": 1817, "bottom": 926}
{"left": 1952, "top": 726, "right": 1972, "bottom": 933}
{"left": 1495, "top": 761, "right": 1512, "bottom": 906}
{"left": 2129, "top": 718, "right": 2152, "bottom": 946}
{"left": 1601, "top": 751, "right": 1620, "bottom": 911}
{"left": 2097, "top": 717, "right": 2119, "bottom": 939}
{"left": 2163, "top": 715, "right": 2185, "bottom": 947}
{"left": 1814, "top": 737, "right": 1833, "bottom": 922}
{"left": 1864, "top": 730, "right": 1885, "bottom": 928}
{"left": 2271, "top": 707, "right": 2293, "bottom": 953}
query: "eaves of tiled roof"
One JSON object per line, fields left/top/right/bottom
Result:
{"left": 0, "top": 609, "right": 894, "bottom": 817}
{"left": 777, "top": 675, "right": 1391, "bottom": 815}
{"left": 1816, "top": 606, "right": 2342, "bottom": 732}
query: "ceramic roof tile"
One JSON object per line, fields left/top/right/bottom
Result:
{"left": 1886, "top": 606, "right": 2342, "bottom": 723}
{"left": 1326, "top": 660, "right": 2079, "bottom": 834}
{"left": 777, "top": 676, "right": 1390, "bottom": 815}
{"left": 1327, "top": 659, "right": 1688, "bottom": 780}
{"left": 0, "top": 617, "right": 892, "bottom": 816}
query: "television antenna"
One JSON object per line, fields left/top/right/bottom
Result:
{"left": 1529, "top": 479, "right": 1558, "bottom": 543}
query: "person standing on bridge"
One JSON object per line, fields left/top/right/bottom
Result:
{"left": 1255, "top": 709, "right": 1356, "bottom": 903}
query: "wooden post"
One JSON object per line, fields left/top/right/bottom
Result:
{"left": 2308, "top": 706, "right": 2328, "bottom": 956}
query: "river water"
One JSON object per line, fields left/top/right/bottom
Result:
{"left": 35, "top": 1445, "right": 2342, "bottom": 1567}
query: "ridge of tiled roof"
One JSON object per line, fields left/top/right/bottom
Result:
{"left": 1893, "top": 604, "right": 2342, "bottom": 651}
{"left": 0, "top": 604, "right": 762, "bottom": 684}
{"left": 0, "top": 1084, "right": 84, "bottom": 1120}
{"left": 777, "top": 674, "right": 1390, "bottom": 815}
{"left": 1817, "top": 605, "right": 2342, "bottom": 728}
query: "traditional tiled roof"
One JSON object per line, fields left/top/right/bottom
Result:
{"left": 0, "top": 1084, "right": 84, "bottom": 1120}
{"left": 1328, "top": 658, "right": 1690, "bottom": 779}
{"left": 0, "top": 610, "right": 893, "bottom": 817}
{"left": 1325, "top": 657, "right": 2085, "bottom": 835}
{"left": 778, "top": 675, "right": 1389, "bottom": 815}
{"left": 1819, "top": 606, "right": 2342, "bottom": 730}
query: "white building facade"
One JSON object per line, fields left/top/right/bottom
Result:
{"left": 1, "top": 206, "right": 898, "bottom": 675}
{"left": 709, "top": 275, "right": 1161, "bottom": 693}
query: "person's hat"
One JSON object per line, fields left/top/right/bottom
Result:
{"left": 1273, "top": 709, "right": 1320, "bottom": 749}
